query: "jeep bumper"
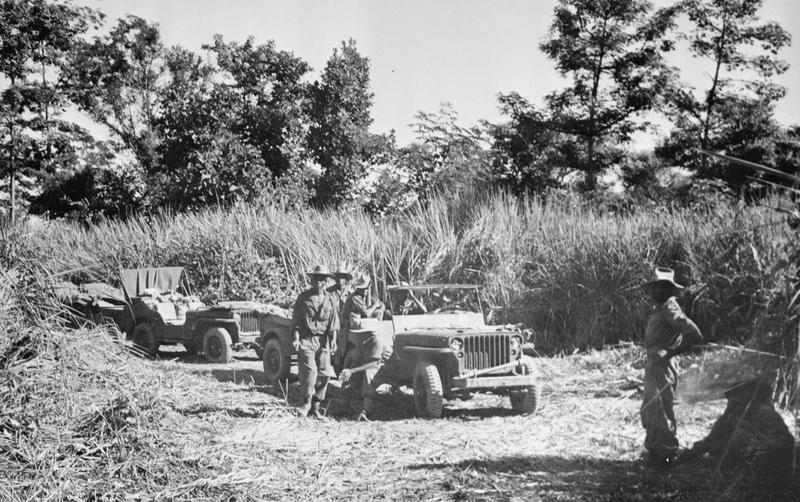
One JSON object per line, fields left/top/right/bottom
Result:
{"left": 451, "top": 374, "right": 537, "bottom": 390}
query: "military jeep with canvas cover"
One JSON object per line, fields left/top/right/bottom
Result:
{"left": 120, "top": 267, "right": 264, "bottom": 363}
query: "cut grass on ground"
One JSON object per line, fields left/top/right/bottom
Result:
{"left": 3, "top": 337, "right": 798, "bottom": 501}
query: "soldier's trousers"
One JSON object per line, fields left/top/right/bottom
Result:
{"left": 640, "top": 356, "right": 679, "bottom": 460}
{"left": 298, "top": 336, "right": 336, "bottom": 404}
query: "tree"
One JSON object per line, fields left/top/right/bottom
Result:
{"left": 489, "top": 93, "right": 580, "bottom": 195}
{"left": 66, "top": 15, "right": 165, "bottom": 177}
{"left": 205, "top": 36, "right": 311, "bottom": 180}
{"left": 539, "top": 0, "right": 678, "bottom": 189}
{"left": 0, "top": 0, "right": 101, "bottom": 221}
{"left": 307, "top": 39, "right": 377, "bottom": 207}
{"left": 659, "top": 0, "right": 791, "bottom": 188}
{"left": 400, "top": 103, "right": 491, "bottom": 199}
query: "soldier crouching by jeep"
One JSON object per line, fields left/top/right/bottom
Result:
{"left": 292, "top": 265, "right": 340, "bottom": 419}
{"left": 339, "top": 274, "right": 390, "bottom": 421}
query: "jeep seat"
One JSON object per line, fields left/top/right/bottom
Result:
{"left": 155, "top": 303, "right": 184, "bottom": 325}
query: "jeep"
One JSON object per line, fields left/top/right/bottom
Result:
{"left": 119, "top": 267, "right": 265, "bottom": 363}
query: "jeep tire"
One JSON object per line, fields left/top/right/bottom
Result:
{"left": 131, "top": 322, "right": 159, "bottom": 358}
{"left": 509, "top": 356, "right": 541, "bottom": 415}
{"left": 262, "top": 336, "right": 289, "bottom": 382}
{"left": 413, "top": 362, "right": 444, "bottom": 418}
{"left": 203, "top": 327, "right": 233, "bottom": 363}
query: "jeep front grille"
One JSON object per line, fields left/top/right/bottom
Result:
{"left": 238, "top": 312, "right": 259, "bottom": 333}
{"left": 462, "top": 334, "right": 510, "bottom": 371}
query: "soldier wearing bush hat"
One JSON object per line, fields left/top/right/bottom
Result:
{"left": 640, "top": 267, "right": 703, "bottom": 467}
{"left": 329, "top": 261, "right": 354, "bottom": 364}
{"left": 292, "top": 264, "right": 339, "bottom": 419}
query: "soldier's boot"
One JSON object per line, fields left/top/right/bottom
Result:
{"left": 357, "top": 397, "right": 374, "bottom": 422}
{"left": 309, "top": 399, "right": 324, "bottom": 419}
{"left": 295, "top": 399, "right": 312, "bottom": 418}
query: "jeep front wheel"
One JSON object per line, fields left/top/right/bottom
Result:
{"left": 509, "top": 385, "right": 541, "bottom": 415}
{"left": 202, "top": 327, "right": 233, "bottom": 363}
{"left": 262, "top": 337, "right": 289, "bottom": 382}
{"left": 131, "top": 322, "right": 159, "bottom": 358}
{"left": 413, "top": 362, "right": 444, "bottom": 418}
{"left": 510, "top": 356, "right": 541, "bottom": 415}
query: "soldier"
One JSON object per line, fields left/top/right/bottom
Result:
{"left": 329, "top": 261, "right": 353, "bottom": 365}
{"left": 640, "top": 267, "right": 703, "bottom": 467}
{"left": 679, "top": 378, "right": 796, "bottom": 488}
{"left": 340, "top": 274, "right": 388, "bottom": 421}
{"left": 292, "top": 265, "right": 339, "bottom": 419}
{"left": 328, "top": 261, "right": 353, "bottom": 314}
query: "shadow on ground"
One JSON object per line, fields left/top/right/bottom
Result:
{"left": 407, "top": 454, "right": 800, "bottom": 502}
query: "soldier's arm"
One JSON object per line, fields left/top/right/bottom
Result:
{"left": 664, "top": 302, "right": 703, "bottom": 357}
{"left": 339, "top": 360, "right": 383, "bottom": 382}
{"left": 291, "top": 294, "right": 304, "bottom": 346}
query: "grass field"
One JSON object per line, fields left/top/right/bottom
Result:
{"left": 9, "top": 191, "right": 799, "bottom": 352}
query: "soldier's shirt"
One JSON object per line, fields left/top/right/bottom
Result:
{"left": 292, "top": 289, "right": 340, "bottom": 338}
{"left": 326, "top": 285, "right": 350, "bottom": 314}
{"left": 341, "top": 293, "right": 369, "bottom": 332}
{"left": 644, "top": 297, "right": 702, "bottom": 357}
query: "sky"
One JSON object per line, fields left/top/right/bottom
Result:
{"left": 75, "top": 0, "right": 800, "bottom": 148}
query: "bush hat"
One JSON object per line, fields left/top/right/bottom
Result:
{"left": 306, "top": 264, "right": 333, "bottom": 278}
{"left": 353, "top": 274, "right": 371, "bottom": 290}
{"left": 642, "top": 267, "right": 684, "bottom": 290}
{"left": 333, "top": 261, "right": 353, "bottom": 280}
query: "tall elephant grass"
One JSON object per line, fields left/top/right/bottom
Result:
{"left": 16, "top": 190, "right": 797, "bottom": 351}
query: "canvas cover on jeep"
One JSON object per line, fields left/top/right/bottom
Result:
{"left": 120, "top": 267, "right": 189, "bottom": 300}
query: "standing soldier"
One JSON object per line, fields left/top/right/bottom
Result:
{"left": 640, "top": 267, "right": 703, "bottom": 467}
{"left": 292, "top": 265, "right": 339, "bottom": 419}
{"left": 329, "top": 261, "right": 353, "bottom": 365}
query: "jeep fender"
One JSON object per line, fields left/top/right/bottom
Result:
{"left": 192, "top": 320, "right": 239, "bottom": 343}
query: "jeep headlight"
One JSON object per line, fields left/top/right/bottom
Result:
{"left": 449, "top": 338, "right": 463, "bottom": 352}
{"left": 510, "top": 336, "right": 522, "bottom": 356}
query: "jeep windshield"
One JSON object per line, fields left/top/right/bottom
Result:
{"left": 387, "top": 284, "right": 483, "bottom": 316}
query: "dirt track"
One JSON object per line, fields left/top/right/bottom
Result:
{"left": 141, "top": 345, "right": 796, "bottom": 501}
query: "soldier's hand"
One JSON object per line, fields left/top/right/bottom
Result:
{"left": 340, "top": 369, "right": 352, "bottom": 382}
{"left": 330, "top": 339, "right": 337, "bottom": 353}
{"left": 292, "top": 337, "right": 301, "bottom": 351}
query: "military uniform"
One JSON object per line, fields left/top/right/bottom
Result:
{"left": 292, "top": 288, "right": 339, "bottom": 408}
{"left": 641, "top": 296, "right": 702, "bottom": 463}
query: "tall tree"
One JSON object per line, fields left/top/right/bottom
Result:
{"left": 540, "top": 0, "right": 678, "bottom": 189}
{"left": 66, "top": 15, "right": 165, "bottom": 177}
{"left": 489, "top": 93, "right": 579, "bottom": 195}
{"left": 659, "top": 0, "right": 791, "bottom": 186}
{"left": 0, "top": 0, "right": 100, "bottom": 221}
{"left": 401, "top": 103, "right": 491, "bottom": 199}
{"left": 205, "top": 36, "right": 311, "bottom": 180}
{"left": 307, "top": 39, "right": 376, "bottom": 207}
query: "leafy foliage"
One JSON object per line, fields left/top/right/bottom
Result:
{"left": 308, "top": 39, "right": 379, "bottom": 207}
{"left": 659, "top": 0, "right": 792, "bottom": 189}
{"left": 538, "top": 0, "right": 678, "bottom": 189}
{"left": 0, "top": 0, "right": 101, "bottom": 219}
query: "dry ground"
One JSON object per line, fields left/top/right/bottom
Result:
{"left": 5, "top": 339, "right": 798, "bottom": 501}
{"left": 105, "top": 344, "right": 797, "bottom": 502}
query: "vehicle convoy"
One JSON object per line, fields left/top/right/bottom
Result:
{"left": 117, "top": 267, "right": 267, "bottom": 363}
{"left": 262, "top": 283, "right": 542, "bottom": 418}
